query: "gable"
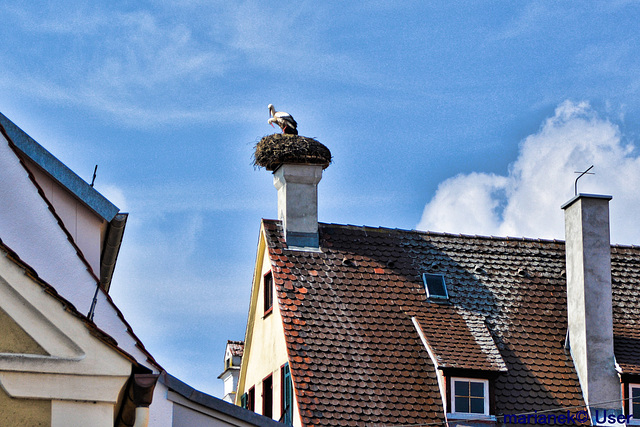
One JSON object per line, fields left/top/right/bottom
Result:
{"left": 0, "top": 246, "right": 132, "bottom": 403}
{"left": 237, "top": 224, "right": 299, "bottom": 424}
{"left": 0, "top": 129, "right": 158, "bottom": 372}
{"left": 0, "top": 307, "right": 48, "bottom": 355}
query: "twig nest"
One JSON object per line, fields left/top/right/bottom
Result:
{"left": 253, "top": 134, "right": 332, "bottom": 171}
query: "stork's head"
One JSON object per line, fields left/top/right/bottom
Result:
{"left": 267, "top": 104, "right": 275, "bottom": 117}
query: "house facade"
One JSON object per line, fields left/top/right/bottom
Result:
{"left": 237, "top": 142, "right": 640, "bottom": 426}
{"left": 219, "top": 341, "right": 245, "bottom": 404}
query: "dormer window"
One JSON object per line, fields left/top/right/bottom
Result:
{"left": 264, "top": 271, "right": 273, "bottom": 316}
{"left": 423, "top": 273, "right": 448, "bottom": 299}
{"left": 450, "top": 377, "right": 489, "bottom": 416}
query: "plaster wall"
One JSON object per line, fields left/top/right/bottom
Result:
{"left": 0, "top": 251, "right": 132, "bottom": 425}
{"left": 563, "top": 195, "right": 621, "bottom": 413}
{"left": 0, "top": 306, "right": 47, "bottom": 355}
{"left": 273, "top": 164, "right": 322, "bottom": 246}
{"left": 52, "top": 400, "right": 114, "bottom": 427}
{"left": 239, "top": 234, "right": 301, "bottom": 426}
{"left": 149, "top": 382, "right": 174, "bottom": 427}
{"left": 0, "top": 384, "right": 50, "bottom": 427}
{"left": 173, "top": 401, "right": 242, "bottom": 427}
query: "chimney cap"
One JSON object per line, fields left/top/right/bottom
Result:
{"left": 561, "top": 193, "right": 612, "bottom": 210}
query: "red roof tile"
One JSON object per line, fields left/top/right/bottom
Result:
{"left": 413, "top": 304, "right": 507, "bottom": 372}
{"left": 227, "top": 340, "right": 245, "bottom": 357}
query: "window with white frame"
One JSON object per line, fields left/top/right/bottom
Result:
{"left": 631, "top": 384, "right": 640, "bottom": 424}
{"left": 450, "top": 377, "right": 489, "bottom": 416}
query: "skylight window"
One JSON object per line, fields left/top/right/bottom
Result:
{"left": 423, "top": 273, "right": 448, "bottom": 299}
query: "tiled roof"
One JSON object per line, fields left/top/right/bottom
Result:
{"left": 413, "top": 304, "right": 507, "bottom": 372}
{"left": 611, "top": 245, "right": 640, "bottom": 375}
{"left": 228, "top": 340, "right": 245, "bottom": 357}
{"left": 263, "top": 220, "right": 640, "bottom": 426}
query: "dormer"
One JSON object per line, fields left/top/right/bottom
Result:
{"left": 412, "top": 305, "right": 507, "bottom": 424}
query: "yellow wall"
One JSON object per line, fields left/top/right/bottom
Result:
{"left": 0, "top": 308, "right": 50, "bottom": 426}
{"left": 0, "top": 384, "right": 50, "bottom": 427}
{"left": 238, "top": 228, "right": 301, "bottom": 426}
{"left": 0, "top": 307, "right": 48, "bottom": 355}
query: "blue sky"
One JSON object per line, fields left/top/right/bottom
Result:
{"left": 2, "top": 1, "right": 640, "bottom": 397}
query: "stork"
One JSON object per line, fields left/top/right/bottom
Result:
{"left": 268, "top": 104, "right": 298, "bottom": 135}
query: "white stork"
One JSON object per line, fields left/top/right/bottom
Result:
{"left": 268, "top": 104, "right": 298, "bottom": 135}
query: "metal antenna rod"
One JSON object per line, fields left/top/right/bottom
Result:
{"left": 90, "top": 165, "right": 98, "bottom": 187}
{"left": 574, "top": 165, "right": 594, "bottom": 196}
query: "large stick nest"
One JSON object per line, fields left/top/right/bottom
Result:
{"left": 253, "top": 134, "right": 332, "bottom": 171}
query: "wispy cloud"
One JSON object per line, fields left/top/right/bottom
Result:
{"left": 0, "top": 1, "right": 390, "bottom": 126}
{"left": 490, "top": 3, "right": 552, "bottom": 41}
{"left": 418, "top": 100, "right": 640, "bottom": 244}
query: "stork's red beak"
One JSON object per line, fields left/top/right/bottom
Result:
{"left": 270, "top": 123, "right": 275, "bottom": 128}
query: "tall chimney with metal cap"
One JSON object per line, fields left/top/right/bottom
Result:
{"left": 562, "top": 193, "right": 622, "bottom": 423}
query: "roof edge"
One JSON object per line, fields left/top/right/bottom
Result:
{"left": 160, "top": 372, "right": 285, "bottom": 426}
{"left": 0, "top": 112, "right": 119, "bottom": 221}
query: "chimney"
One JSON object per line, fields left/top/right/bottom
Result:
{"left": 254, "top": 132, "right": 331, "bottom": 249}
{"left": 273, "top": 164, "right": 323, "bottom": 248}
{"left": 561, "top": 194, "right": 622, "bottom": 422}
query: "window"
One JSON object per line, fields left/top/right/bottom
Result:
{"left": 248, "top": 386, "right": 255, "bottom": 411}
{"left": 631, "top": 385, "right": 640, "bottom": 423}
{"left": 450, "top": 378, "right": 489, "bottom": 415}
{"left": 264, "top": 271, "right": 273, "bottom": 316}
{"left": 281, "top": 363, "right": 293, "bottom": 425}
{"left": 262, "top": 374, "right": 273, "bottom": 418}
{"left": 423, "top": 273, "right": 448, "bottom": 299}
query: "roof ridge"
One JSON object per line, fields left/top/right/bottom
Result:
{"left": 2, "top": 127, "right": 101, "bottom": 283}
{"left": 266, "top": 217, "right": 637, "bottom": 248}
{"left": 0, "top": 112, "right": 119, "bottom": 221}
{"left": 317, "top": 221, "right": 567, "bottom": 243}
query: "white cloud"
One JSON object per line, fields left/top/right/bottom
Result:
{"left": 99, "top": 184, "right": 128, "bottom": 211}
{"left": 418, "top": 100, "right": 640, "bottom": 244}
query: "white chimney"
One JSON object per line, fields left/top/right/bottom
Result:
{"left": 562, "top": 194, "right": 622, "bottom": 423}
{"left": 273, "top": 163, "right": 323, "bottom": 248}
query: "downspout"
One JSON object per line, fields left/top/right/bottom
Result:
{"left": 101, "top": 213, "right": 128, "bottom": 293}
{"left": 116, "top": 372, "right": 159, "bottom": 427}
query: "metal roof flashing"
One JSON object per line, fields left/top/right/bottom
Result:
{"left": 0, "top": 112, "right": 119, "bottom": 221}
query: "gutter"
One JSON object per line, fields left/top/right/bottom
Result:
{"left": 101, "top": 213, "right": 128, "bottom": 292}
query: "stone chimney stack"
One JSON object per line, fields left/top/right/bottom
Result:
{"left": 562, "top": 194, "right": 622, "bottom": 421}
{"left": 273, "top": 164, "right": 323, "bottom": 248}
{"left": 253, "top": 133, "right": 331, "bottom": 249}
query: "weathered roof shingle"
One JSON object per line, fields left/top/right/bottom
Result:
{"left": 264, "top": 220, "right": 640, "bottom": 425}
